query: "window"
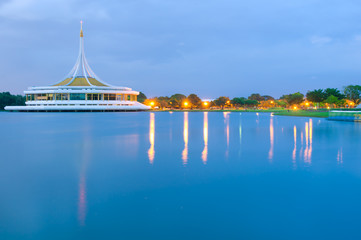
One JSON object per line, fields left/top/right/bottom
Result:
{"left": 47, "top": 94, "right": 54, "bottom": 101}
{"left": 55, "top": 93, "right": 69, "bottom": 100}
{"left": 104, "top": 94, "right": 116, "bottom": 101}
{"left": 61, "top": 94, "right": 69, "bottom": 101}
{"left": 87, "top": 94, "right": 102, "bottom": 100}
{"left": 70, "top": 93, "right": 86, "bottom": 100}
{"left": 36, "top": 94, "right": 47, "bottom": 101}
{"left": 116, "top": 95, "right": 122, "bottom": 101}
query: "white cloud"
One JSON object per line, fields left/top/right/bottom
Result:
{"left": 310, "top": 36, "right": 332, "bottom": 45}
{"left": 0, "top": 0, "right": 109, "bottom": 21}
{"left": 354, "top": 35, "right": 361, "bottom": 42}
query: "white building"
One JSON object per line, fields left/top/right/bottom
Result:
{"left": 5, "top": 22, "right": 150, "bottom": 112}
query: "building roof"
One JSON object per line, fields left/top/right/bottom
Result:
{"left": 52, "top": 21, "right": 111, "bottom": 87}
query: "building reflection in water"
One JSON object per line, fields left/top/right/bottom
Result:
{"left": 78, "top": 131, "right": 91, "bottom": 226}
{"left": 148, "top": 113, "right": 155, "bottom": 164}
{"left": 268, "top": 116, "right": 274, "bottom": 161}
{"left": 223, "top": 112, "right": 230, "bottom": 158}
{"left": 78, "top": 175, "right": 87, "bottom": 226}
{"left": 202, "top": 112, "right": 208, "bottom": 164}
{"left": 182, "top": 112, "right": 188, "bottom": 165}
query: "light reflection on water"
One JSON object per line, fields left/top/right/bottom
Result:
{"left": 182, "top": 112, "right": 188, "bottom": 165}
{"left": 268, "top": 116, "right": 274, "bottom": 161}
{"left": 223, "top": 112, "right": 230, "bottom": 158}
{"left": 1, "top": 112, "right": 361, "bottom": 239}
{"left": 148, "top": 112, "right": 155, "bottom": 164}
{"left": 292, "top": 125, "right": 297, "bottom": 168}
{"left": 201, "top": 112, "right": 208, "bottom": 164}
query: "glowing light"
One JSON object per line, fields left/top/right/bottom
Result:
{"left": 306, "top": 102, "right": 309, "bottom": 106}
{"left": 293, "top": 106, "right": 297, "bottom": 110}
{"left": 327, "top": 106, "right": 330, "bottom": 109}
{"left": 270, "top": 101, "right": 274, "bottom": 104}
{"left": 203, "top": 102, "right": 209, "bottom": 106}
{"left": 184, "top": 102, "right": 189, "bottom": 107}
{"left": 182, "top": 112, "right": 188, "bottom": 165}
{"left": 226, "top": 100, "right": 230, "bottom": 104}
{"left": 150, "top": 101, "right": 155, "bottom": 106}
{"left": 148, "top": 113, "right": 155, "bottom": 164}
{"left": 202, "top": 112, "right": 208, "bottom": 164}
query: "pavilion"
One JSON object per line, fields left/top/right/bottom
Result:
{"left": 5, "top": 22, "right": 150, "bottom": 112}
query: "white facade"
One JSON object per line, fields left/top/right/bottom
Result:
{"left": 5, "top": 22, "right": 150, "bottom": 112}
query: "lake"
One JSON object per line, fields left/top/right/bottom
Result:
{"left": 1, "top": 112, "right": 361, "bottom": 240}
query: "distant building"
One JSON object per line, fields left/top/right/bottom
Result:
{"left": 5, "top": 22, "right": 149, "bottom": 112}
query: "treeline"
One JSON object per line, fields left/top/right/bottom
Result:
{"left": 140, "top": 85, "right": 361, "bottom": 109}
{"left": 0, "top": 92, "right": 25, "bottom": 110}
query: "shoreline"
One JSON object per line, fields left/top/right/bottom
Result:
{"left": 150, "top": 109, "right": 330, "bottom": 118}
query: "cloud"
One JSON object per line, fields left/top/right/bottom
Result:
{"left": 354, "top": 35, "right": 361, "bottom": 42}
{"left": 0, "top": 0, "right": 109, "bottom": 21}
{"left": 310, "top": 36, "right": 332, "bottom": 45}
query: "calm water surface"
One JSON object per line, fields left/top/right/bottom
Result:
{"left": 1, "top": 112, "right": 361, "bottom": 239}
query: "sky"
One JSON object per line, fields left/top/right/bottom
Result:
{"left": 1, "top": 0, "right": 361, "bottom": 99}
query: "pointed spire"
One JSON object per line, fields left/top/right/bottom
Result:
{"left": 52, "top": 22, "right": 111, "bottom": 87}
{"left": 80, "top": 20, "right": 83, "bottom": 38}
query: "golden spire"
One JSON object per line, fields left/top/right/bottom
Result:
{"left": 80, "top": 20, "right": 83, "bottom": 38}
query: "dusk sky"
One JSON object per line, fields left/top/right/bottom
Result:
{"left": 1, "top": 0, "right": 361, "bottom": 98}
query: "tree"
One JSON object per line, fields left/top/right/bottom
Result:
{"left": 262, "top": 95, "right": 274, "bottom": 101}
{"left": 306, "top": 89, "right": 325, "bottom": 103}
{"left": 275, "top": 100, "right": 288, "bottom": 108}
{"left": 281, "top": 92, "right": 304, "bottom": 106}
{"left": 187, "top": 94, "right": 202, "bottom": 108}
{"left": 213, "top": 96, "right": 230, "bottom": 109}
{"left": 231, "top": 97, "right": 246, "bottom": 107}
{"left": 248, "top": 93, "right": 265, "bottom": 101}
{"left": 137, "top": 92, "right": 147, "bottom": 103}
{"left": 169, "top": 94, "right": 186, "bottom": 108}
{"left": 0, "top": 92, "right": 26, "bottom": 110}
{"left": 325, "top": 95, "right": 338, "bottom": 108}
{"left": 344, "top": 85, "right": 361, "bottom": 104}
{"left": 324, "top": 88, "right": 344, "bottom": 100}
{"left": 156, "top": 96, "right": 170, "bottom": 109}
{"left": 244, "top": 99, "right": 259, "bottom": 108}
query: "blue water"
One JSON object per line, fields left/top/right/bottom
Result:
{"left": 1, "top": 112, "right": 361, "bottom": 239}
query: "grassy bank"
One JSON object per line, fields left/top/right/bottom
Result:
{"left": 273, "top": 110, "right": 329, "bottom": 118}
{"left": 151, "top": 108, "right": 330, "bottom": 118}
